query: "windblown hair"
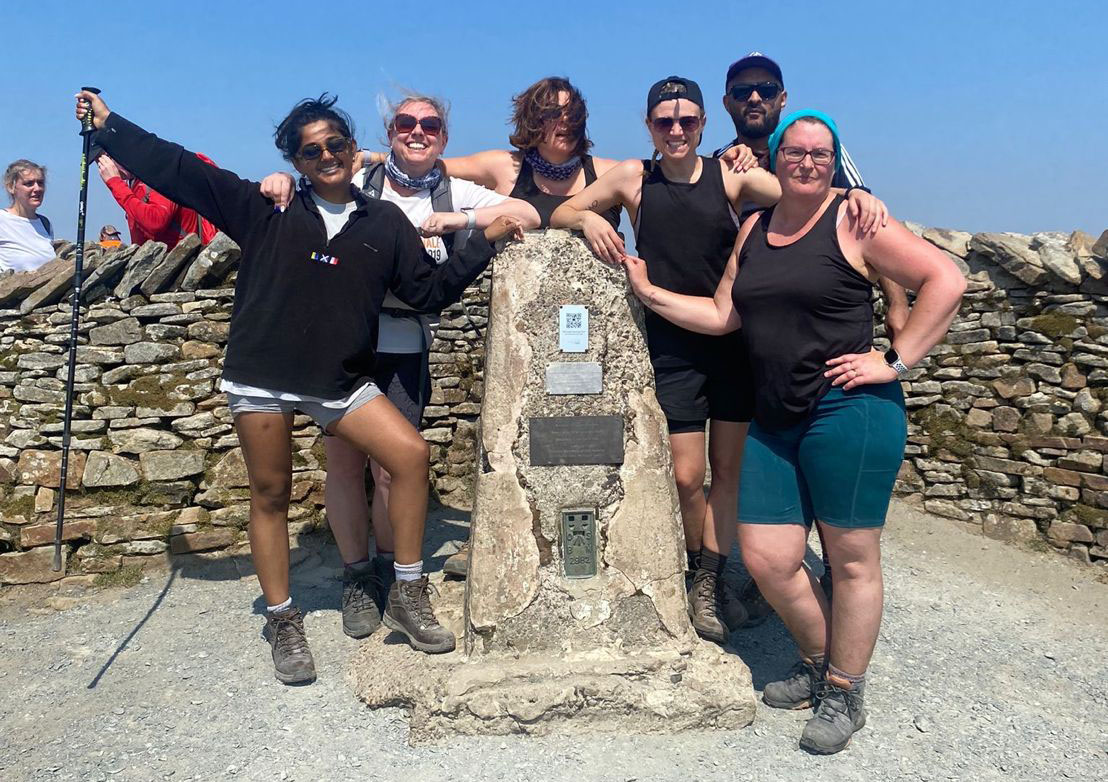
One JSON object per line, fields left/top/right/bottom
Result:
{"left": 4, "top": 159, "right": 46, "bottom": 202}
{"left": 273, "top": 94, "right": 356, "bottom": 162}
{"left": 508, "top": 77, "right": 591, "bottom": 157}
{"left": 383, "top": 93, "right": 451, "bottom": 136}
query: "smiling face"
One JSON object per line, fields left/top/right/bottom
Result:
{"left": 776, "top": 120, "right": 836, "bottom": 197}
{"left": 291, "top": 120, "right": 355, "bottom": 193}
{"left": 646, "top": 98, "right": 704, "bottom": 161}
{"left": 388, "top": 100, "right": 446, "bottom": 177}
{"left": 723, "top": 66, "right": 786, "bottom": 140}
{"left": 7, "top": 167, "right": 45, "bottom": 213}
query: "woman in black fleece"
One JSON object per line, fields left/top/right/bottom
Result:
{"left": 76, "top": 90, "right": 522, "bottom": 684}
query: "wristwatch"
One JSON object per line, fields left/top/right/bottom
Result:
{"left": 884, "top": 347, "right": 909, "bottom": 376}
{"left": 460, "top": 207, "right": 477, "bottom": 229}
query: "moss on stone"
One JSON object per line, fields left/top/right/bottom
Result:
{"left": 0, "top": 493, "right": 36, "bottom": 519}
{"left": 1063, "top": 504, "right": 1108, "bottom": 529}
{"left": 918, "top": 409, "right": 975, "bottom": 458}
{"left": 93, "top": 563, "right": 143, "bottom": 588}
{"left": 107, "top": 373, "right": 188, "bottom": 407}
{"left": 1087, "top": 323, "right": 1108, "bottom": 339}
{"left": 1029, "top": 312, "right": 1078, "bottom": 339}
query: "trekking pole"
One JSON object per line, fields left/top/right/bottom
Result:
{"left": 53, "top": 86, "right": 100, "bottom": 572}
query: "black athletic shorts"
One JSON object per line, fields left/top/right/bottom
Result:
{"left": 372, "top": 352, "right": 431, "bottom": 429}
{"left": 648, "top": 329, "right": 754, "bottom": 433}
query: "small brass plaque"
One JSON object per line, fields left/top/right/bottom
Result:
{"left": 562, "top": 508, "right": 597, "bottom": 579}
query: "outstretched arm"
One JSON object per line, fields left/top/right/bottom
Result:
{"left": 550, "top": 158, "right": 640, "bottom": 264}
{"left": 438, "top": 150, "right": 517, "bottom": 192}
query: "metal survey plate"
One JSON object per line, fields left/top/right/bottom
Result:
{"left": 529, "top": 415, "right": 624, "bottom": 466}
{"left": 545, "top": 362, "right": 602, "bottom": 395}
{"left": 562, "top": 508, "right": 597, "bottom": 578}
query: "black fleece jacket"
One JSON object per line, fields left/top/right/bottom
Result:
{"left": 95, "top": 112, "right": 496, "bottom": 399}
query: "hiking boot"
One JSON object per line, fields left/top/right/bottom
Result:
{"left": 735, "top": 577, "right": 774, "bottom": 628}
{"left": 371, "top": 555, "right": 396, "bottom": 614}
{"left": 763, "top": 657, "right": 823, "bottom": 709}
{"left": 341, "top": 562, "right": 383, "bottom": 639}
{"left": 263, "top": 606, "right": 316, "bottom": 684}
{"left": 442, "top": 540, "right": 470, "bottom": 578}
{"left": 382, "top": 575, "right": 456, "bottom": 654}
{"left": 799, "top": 678, "right": 867, "bottom": 755}
{"left": 688, "top": 568, "right": 729, "bottom": 644}
{"left": 720, "top": 576, "right": 749, "bottom": 629}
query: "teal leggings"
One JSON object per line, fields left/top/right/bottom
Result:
{"left": 739, "top": 382, "right": 907, "bottom": 528}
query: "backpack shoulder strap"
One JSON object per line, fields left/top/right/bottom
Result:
{"left": 38, "top": 214, "right": 52, "bottom": 236}
{"left": 360, "top": 163, "right": 387, "bottom": 200}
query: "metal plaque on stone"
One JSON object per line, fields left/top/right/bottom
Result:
{"left": 561, "top": 508, "right": 597, "bottom": 578}
{"left": 529, "top": 415, "right": 624, "bottom": 466}
{"left": 545, "top": 362, "right": 603, "bottom": 395}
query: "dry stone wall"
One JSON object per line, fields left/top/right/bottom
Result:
{"left": 1, "top": 225, "right": 1107, "bottom": 586}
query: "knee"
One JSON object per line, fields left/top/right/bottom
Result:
{"left": 708, "top": 451, "right": 742, "bottom": 488}
{"left": 831, "top": 556, "right": 880, "bottom": 584}
{"left": 742, "top": 539, "right": 804, "bottom": 586}
{"left": 391, "top": 434, "right": 430, "bottom": 478}
{"left": 251, "top": 475, "right": 291, "bottom": 516}
{"left": 673, "top": 464, "right": 705, "bottom": 499}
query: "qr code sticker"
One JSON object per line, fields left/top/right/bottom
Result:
{"left": 565, "top": 312, "right": 583, "bottom": 329}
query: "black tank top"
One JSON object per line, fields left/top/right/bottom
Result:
{"left": 509, "top": 154, "right": 621, "bottom": 230}
{"left": 635, "top": 156, "right": 739, "bottom": 359}
{"left": 733, "top": 195, "right": 874, "bottom": 430}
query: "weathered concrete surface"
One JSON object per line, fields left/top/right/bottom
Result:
{"left": 351, "top": 230, "right": 754, "bottom": 739}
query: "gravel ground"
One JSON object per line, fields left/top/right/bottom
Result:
{"left": 1, "top": 500, "right": 1105, "bottom": 782}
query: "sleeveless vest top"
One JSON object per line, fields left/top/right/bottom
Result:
{"left": 509, "top": 154, "right": 621, "bottom": 230}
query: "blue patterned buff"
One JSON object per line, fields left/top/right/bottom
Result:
{"left": 385, "top": 151, "right": 443, "bottom": 191}
{"left": 525, "top": 148, "right": 581, "bottom": 181}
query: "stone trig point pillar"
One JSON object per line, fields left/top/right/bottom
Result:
{"left": 350, "top": 231, "right": 754, "bottom": 741}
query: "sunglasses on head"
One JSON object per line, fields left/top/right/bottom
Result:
{"left": 651, "top": 115, "right": 702, "bottom": 133}
{"left": 728, "top": 82, "right": 782, "bottom": 101}
{"left": 392, "top": 113, "right": 444, "bottom": 135}
{"left": 297, "top": 136, "right": 351, "bottom": 160}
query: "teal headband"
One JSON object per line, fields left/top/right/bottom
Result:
{"left": 767, "top": 109, "right": 842, "bottom": 176}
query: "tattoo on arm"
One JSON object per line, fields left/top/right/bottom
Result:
{"left": 589, "top": 199, "right": 600, "bottom": 211}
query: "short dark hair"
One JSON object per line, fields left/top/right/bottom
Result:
{"left": 508, "top": 77, "right": 591, "bottom": 157}
{"left": 273, "top": 93, "right": 356, "bottom": 162}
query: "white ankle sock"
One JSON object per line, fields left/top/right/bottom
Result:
{"left": 266, "top": 597, "right": 292, "bottom": 613}
{"left": 394, "top": 560, "right": 423, "bottom": 582}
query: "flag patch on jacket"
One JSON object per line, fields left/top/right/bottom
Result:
{"left": 309, "top": 251, "right": 339, "bottom": 266}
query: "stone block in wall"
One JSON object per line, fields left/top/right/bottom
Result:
{"left": 17, "top": 449, "right": 85, "bottom": 489}
{"left": 140, "top": 234, "right": 202, "bottom": 296}
{"left": 983, "top": 515, "right": 1038, "bottom": 542}
{"left": 969, "top": 233, "right": 1047, "bottom": 286}
{"left": 1030, "top": 233, "right": 1083, "bottom": 285}
{"left": 924, "top": 500, "right": 972, "bottom": 521}
{"left": 1056, "top": 451, "right": 1102, "bottom": 472}
{"left": 123, "top": 342, "right": 180, "bottom": 364}
{"left": 139, "top": 450, "right": 205, "bottom": 481}
{"left": 1057, "top": 413, "right": 1092, "bottom": 437}
{"left": 0, "top": 547, "right": 65, "bottom": 585}
{"left": 19, "top": 519, "right": 95, "bottom": 548}
{"left": 973, "top": 455, "right": 1041, "bottom": 477}
{"left": 180, "top": 234, "right": 241, "bottom": 291}
{"left": 186, "top": 321, "right": 229, "bottom": 344}
{"left": 82, "top": 451, "right": 141, "bottom": 488}
{"left": 90, "top": 317, "right": 142, "bottom": 346}
{"left": 113, "top": 242, "right": 168, "bottom": 299}
{"left": 108, "top": 428, "right": 184, "bottom": 454}
{"left": 169, "top": 528, "right": 235, "bottom": 555}
{"left": 1047, "top": 521, "right": 1094, "bottom": 545}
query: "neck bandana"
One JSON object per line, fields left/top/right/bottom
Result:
{"left": 385, "top": 151, "right": 443, "bottom": 191}
{"left": 525, "top": 148, "right": 581, "bottom": 181}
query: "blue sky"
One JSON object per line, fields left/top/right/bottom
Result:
{"left": 2, "top": 0, "right": 1105, "bottom": 240}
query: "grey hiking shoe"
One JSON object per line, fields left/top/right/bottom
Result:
{"left": 442, "top": 540, "right": 470, "bottom": 578}
{"left": 382, "top": 575, "right": 456, "bottom": 654}
{"left": 799, "top": 678, "right": 867, "bottom": 755}
{"left": 736, "top": 577, "right": 774, "bottom": 628}
{"left": 263, "top": 606, "right": 316, "bottom": 684}
{"left": 341, "top": 562, "right": 383, "bottom": 639}
{"left": 688, "top": 568, "right": 729, "bottom": 644}
{"left": 763, "top": 657, "right": 823, "bottom": 709}
{"left": 371, "top": 555, "right": 396, "bottom": 613}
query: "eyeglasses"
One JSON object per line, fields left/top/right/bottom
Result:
{"left": 297, "top": 136, "right": 351, "bottom": 160}
{"left": 728, "top": 82, "right": 782, "bottom": 101}
{"left": 392, "top": 114, "right": 444, "bottom": 135}
{"left": 778, "top": 146, "right": 835, "bottom": 166}
{"left": 651, "top": 115, "right": 702, "bottom": 133}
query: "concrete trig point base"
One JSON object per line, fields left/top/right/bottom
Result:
{"left": 349, "top": 232, "right": 755, "bottom": 742}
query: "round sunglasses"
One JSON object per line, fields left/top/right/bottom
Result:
{"left": 297, "top": 136, "right": 351, "bottom": 160}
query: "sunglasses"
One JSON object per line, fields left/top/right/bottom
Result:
{"left": 392, "top": 113, "right": 444, "bottom": 135}
{"left": 651, "top": 115, "right": 702, "bottom": 133}
{"left": 297, "top": 136, "right": 351, "bottom": 160}
{"left": 728, "top": 82, "right": 782, "bottom": 101}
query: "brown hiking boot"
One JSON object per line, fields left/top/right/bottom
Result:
{"left": 382, "top": 576, "right": 456, "bottom": 654}
{"left": 442, "top": 540, "right": 470, "bottom": 578}
{"left": 262, "top": 606, "right": 316, "bottom": 684}
{"left": 688, "top": 568, "right": 729, "bottom": 644}
{"left": 341, "top": 562, "right": 383, "bottom": 639}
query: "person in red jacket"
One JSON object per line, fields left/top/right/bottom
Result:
{"left": 96, "top": 152, "right": 219, "bottom": 247}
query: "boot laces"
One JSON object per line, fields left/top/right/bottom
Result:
{"left": 402, "top": 577, "right": 441, "bottom": 628}
{"left": 813, "top": 681, "right": 851, "bottom": 723}
{"left": 270, "top": 611, "right": 308, "bottom": 656}
{"left": 694, "top": 570, "right": 722, "bottom": 619}
{"left": 344, "top": 570, "right": 383, "bottom": 613}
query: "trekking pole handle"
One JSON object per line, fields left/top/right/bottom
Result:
{"left": 79, "top": 86, "right": 101, "bottom": 135}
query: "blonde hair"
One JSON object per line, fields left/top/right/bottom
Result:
{"left": 383, "top": 93, "right": 450, "bottom": 136}
{"left": 4, "top": 159, "right": 46, "bottom": 202}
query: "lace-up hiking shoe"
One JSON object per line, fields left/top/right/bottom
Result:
{"left": 688, "top": 568, "right": 729, "bottom": 644}
{"left": 442, "top": 540, "right": 470, "bottom": 578}
{"left": 763, "top": 657, "right": 823, "bottom": 709}
{"left": 341, "top": 562, "right": 383, "bottom": 638}
{"left": 371, "top": 555, "right": 396, "bottom": 614}
{"left": 383, "top": 576, "right": 456, "bottom": 654}
{"left": 263, "top": 606, "right": 316, "bottom": 684}
{"left": 736, "top": 577, "right": 774, "bottom": 628}
{"left": 799, "top": 677, "right": 867, "bottom": 755}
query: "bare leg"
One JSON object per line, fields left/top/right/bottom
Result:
{"left": 701, "top": 420, "right": 747, "bottom": 556}
{"left": 668, "top": 430, "right": 707, "bottom": 553}
{"left": 819, "top": 524, "right": 884, "bottom": 674}
{"left": 323, "top": 436, "right": 372, "bottom": 565}
{"left": 235, "top": 411, "right": 294, "bottom": 606}
{"left": 739, "top": 522, "right": 829, "bottom": 658}
{"left": 368, "top": 459, "right": 396, "bottom": 553}
{"left": 329, "top": 397, "right": 430, "bottom": 566}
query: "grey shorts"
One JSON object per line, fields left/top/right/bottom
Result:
{"left": 225, "top": 381, "right": 383, "bottom": 432}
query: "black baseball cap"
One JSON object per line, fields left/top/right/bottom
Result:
{"left": 725, "top": 52, "right": 784, "bottom": 87}
{"left": 646, "top": 76, "right": 704, "bottom": 114}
